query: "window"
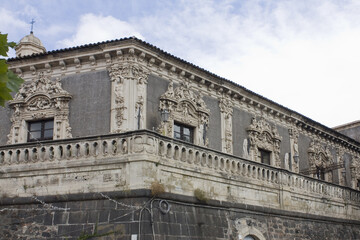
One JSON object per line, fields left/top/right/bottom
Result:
{"left": 357, "top": 179, "right": 360, "bottom": 189}
{"left": 28, "top": 119, "right": 54, "bottom": 142}
{"left": 244, "top": 236, "right": 256, "bottom": 240}
{"left": 174, "top": 122, "right": 194, "bottom": 143}
{"left": 259, "top": 149, "right": 271, "bottom": 165}
{"left": 316, "top": 166, "right": 325, "bottom": 180}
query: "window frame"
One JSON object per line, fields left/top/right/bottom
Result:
{"left": 27, "top": 119, "right": 54, "bottom": 142}
{"left": 316, "top": 166, "right": 325, "bottom": 180}
{"left": 173, "top": 122, "right": 194, "bottom": 143}
{"left": 259, "top": 149, "right": 271, "bottom": 165}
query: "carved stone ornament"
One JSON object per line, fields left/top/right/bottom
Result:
{"left": 307, "top": 141, "right": 333, "bottom": 169}
{"left": 158, "top": 80, "right": 210, "bottom": 146}
{"left": 350, "top": 155, "right": 360, "bottom": 189}
{"left": 108, "top": 62, "right": 149, "bottom": 133}
{"left": 219, "top": 96, "right": 233, "bottom": 154}
{"left": 288, "top": 128, "right": 300, "bottom": 173}
{"left": 246, "top": 116, "right": 282, "bottom": 167}
{"left": 7, "top": 72, "right": 72, "bottom": 144}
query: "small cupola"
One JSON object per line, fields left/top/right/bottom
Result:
{"left": 15, "top": 31, "right": 46, "bottom": 57}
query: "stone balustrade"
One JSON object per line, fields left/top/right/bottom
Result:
{"left": 1, "top": 130, "right": 359, "bottom": 205}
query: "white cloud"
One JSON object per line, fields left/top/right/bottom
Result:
{"left": 0, "top": 8, "right": 28, "bottom": 37}
{"left": 58, "top": 13, "right": 144, "bottom": 48}
{"left": 134, "top": 0, "right": 360, "bottom": 127}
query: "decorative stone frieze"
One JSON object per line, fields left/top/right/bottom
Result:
{"left": 289, "top": 128, "right": 300, "bottom": 173}
{"left": 219, "top": 96, "right": 233, "bottom": 154}
{"left": 7, "top": 72, "right": 72, "bottom": 144}
{"left": 246, "top": 116, "right": 282, "bottom": 167}
{"left": 158, "top": 80, "right": 210, "bottom": 146}
{"left": 108, "top": 62, "right": 149, "bottom": 133}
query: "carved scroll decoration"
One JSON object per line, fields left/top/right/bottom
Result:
{"left": 158, "top": 80, "right": 210, "bottom": 147}
{"left": 7, "top": 72, "right": 72, "bottom": 144}
{"left": 108, "top": 62, "right": 149, "bottom": 133}
{"left": 246, "top": 116, "right": 282, "bottom": 167}
{"left": 219, "top": 96, "right": 233, "bottom": 154}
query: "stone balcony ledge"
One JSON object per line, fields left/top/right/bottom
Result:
{"left": 1, "top": 130, "right": 359, "bottom": 220}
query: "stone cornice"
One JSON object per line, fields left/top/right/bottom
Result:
{"left": 7, "top": 38, "right": 360, "bottom": 154}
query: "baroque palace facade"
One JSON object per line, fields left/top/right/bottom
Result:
{"left": 0, "top": 33, "right": 360, "bottom": 239}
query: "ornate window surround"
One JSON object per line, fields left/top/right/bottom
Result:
{"left": 351, "top": 156, "right": 360, "bottom": 189}
{"left": 158, "top": 80, "right": 210, "bottom": 147}
{"left": 301, "top": 140, "right": 337, "bottom": 182}
{"left": 246, "top": 116, "right": 282, "bottom": 167}
{"left": 7, "top": 72, "right": 72, "bottom": 144}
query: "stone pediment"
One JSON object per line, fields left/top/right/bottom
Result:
{"left": 160, "top": 80, "right": 209, "bottom": 116}
{"left": 11, "top": 72, "right": 71, "bottom": 105}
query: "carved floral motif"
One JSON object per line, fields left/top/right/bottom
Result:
{"left": 158, "top": 80, "right": 210, "bottom": 146}
{"left": 108, "top": 63, "right": 149, "bottom": 133}
{"left": 307, "top": 141, "right": 333, "bottom": 169}
{"left": 8, "top": 72, "right": 72, "bottom": 144}
{"left": 350, "top": 156, "right": 360, "bottom": 189}
{"left": 246, "top": 117, "right": 282, "bottom": 167}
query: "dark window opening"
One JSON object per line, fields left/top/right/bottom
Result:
{"left": 259, "top": 149, "right": 271, "bottom": 165}
{"left": 316, "top": 166, "right": 325, "bottom": 180}
{"left": 174, "top": 122, "right": 194, "bottom": 143}
{"left": 28, "top": 119, "right": 54, "bottom": 142}
{"left": 357, "top": 179, "right": 360, "bottom": 189}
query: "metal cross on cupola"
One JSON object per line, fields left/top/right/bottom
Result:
{"left": 30, "top": 19, "right": 35, "bottom": 33}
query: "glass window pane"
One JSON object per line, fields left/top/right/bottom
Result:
{"left": 45, "top": 120, "right": 54, "bottom": 129}
{"left": 184, "top": 135, "right": 190, "bottom": 142}
{"left": 44, "top": 130, "right": 53, "bottom": 139}
{"left": 244, "top": 236, "right": 255, "bottom": 240}
{"left": 174, "top": 124, "right": 180, "bottom": 133}
{"left": 183, "top": 127, "right": 190, "bottom": 135}
{"left": 174, "top": 132, "right": 181, "bottom": 139}
{"left": 29, "top": 122, "right": 41, "bottom": 131}
{"left": 29, "top": 131, "right": 41, "bottom": 140}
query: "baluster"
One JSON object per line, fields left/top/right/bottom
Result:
{"left": 102, "top": 141, "right": 108, "bottom": 155}
{"left": 0, "top": 151, "right": 4, "bottom": 164}
{"left": 181, "top": 147, "right": 186, "bottom": 162}
{"left": 31, "top": 148, "right": 38, "bottom": 162}
{"left": 4, "top": 151, "right": 11, "bottom": 164}
{"left": 208, "top": 155, "right": 214, "bottom": 168}
{"left": 188, "top": 149, "right": 194, "bottom": 164}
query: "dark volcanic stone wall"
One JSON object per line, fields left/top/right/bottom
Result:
{"left": 1, "top": 193, "right": 359, "bottom": 240}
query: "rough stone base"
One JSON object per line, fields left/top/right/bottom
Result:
{"left": 1, "top": 190, "right": 359, "bottom": 240}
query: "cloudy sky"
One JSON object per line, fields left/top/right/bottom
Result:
{"left": 1, "top": 0, "right": 360, "bottom": 128}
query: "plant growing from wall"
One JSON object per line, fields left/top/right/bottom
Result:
{"left": 0, "top": 33, "right": 24, "bottom": 107}
{"left": 194, "top": 188, "right": 208, "bottom": 203}
{"left": 150, "top": 181, "right": 165, "bottom": 196}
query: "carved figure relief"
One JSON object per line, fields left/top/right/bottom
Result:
{"left": 336, "top": 148, "right": 346, "bottom": 186}
{"left": 108, "top": 62, "right": 149, "bottom": 133}
{"left": 242, "top": 139, "right": 249, "bottom": 159}
{"left": 158, "top": 80, "right": 210, "bottom": 147}
{"left": 246, "top": 116, "right": 282, "bottom": 167}
{"left": 303, "top": 140, "right": 337, "bottom": 182}
{"left": 8, "top": 72, "right": 72, "bottom": 144}
{"left": 288, "top": 128, "right": 300, "bottom": 173}
{"left": 219, "top": 96, "right": 233, "bottom": 154}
